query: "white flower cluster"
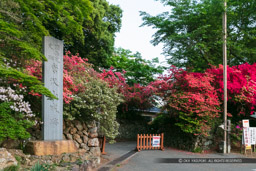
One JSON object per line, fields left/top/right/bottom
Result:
{"left": 3, "top": 58, "right": 19, "bottom": 68}
{"left": 0, "top": 86, "right": 34, "bottom": 118}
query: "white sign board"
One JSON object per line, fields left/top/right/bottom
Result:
{"left": 152, "top": 136, "right": 160, "bottom": 147}
{"left": 242, "top": 119, "right": 250, "bottom": 128}
{"left": 250, "top": 127, "right": 256, "bottom": 145}
{"left": 243, "top": 127, "right": 251, "bottom": 147}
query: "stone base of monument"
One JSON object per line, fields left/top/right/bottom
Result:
{"left": 24, "top": 140, "right": 78, "bottom": 156}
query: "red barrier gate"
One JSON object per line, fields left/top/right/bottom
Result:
{"left": 137, "top": 133, "right": 164, "bottom": 152}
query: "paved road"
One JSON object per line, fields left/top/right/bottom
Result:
{"left": 100, "top": 142, "right": 256, "bottom": 171}
{"left": 115, "top": 147, "right": 256, "bottom": 171}
{"left": 103, "top": 141, "right": 137, "bottom": 161}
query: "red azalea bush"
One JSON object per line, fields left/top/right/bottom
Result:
{"left": 99, "top": 67, "right": 156, "bottom": 110}
{"left": 25, "top": 52, "right": 156, "bottom": 140}
{"left": 26, "top": 52, "right": 154, "bottom": 110}
{"left": 26, "top": 52, "right": 92, "bottom": 104}
{"left": 151, "top": 63, "right": 256, "bottom": 137}
{"left": 151, "top": 66, "right": 221, "bottom": 137}
{"left": 206, "top": 63, "right": 256, "bottom": 116}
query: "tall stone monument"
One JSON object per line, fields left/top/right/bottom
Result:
{"left": 42, "top": 36, "right": 63, "bottom": 140}
{"left": 25, "top": 36, "right": 77, "bottom": 156}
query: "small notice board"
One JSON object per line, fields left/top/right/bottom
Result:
{"left": 242, "top": 119, "right": 256, "bottom": 154}
{"left": 152, "top": 136, "right": 160, "bottom": 147}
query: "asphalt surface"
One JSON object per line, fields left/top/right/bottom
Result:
{"left": 103, "top": 141, "right": 137, "bottom": 161}
{"left": 99, "top": 141, "right": 256, "bottom": 171}
{"left": 116, "top": 148, "right": 256, "bottom": 171}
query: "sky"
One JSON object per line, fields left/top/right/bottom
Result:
{"left": 107, "top": 0, "right": 170, "bottom": 66}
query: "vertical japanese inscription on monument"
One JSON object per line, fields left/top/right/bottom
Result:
{"left": 42, "top": 36, "right": 63, "bottom": 140}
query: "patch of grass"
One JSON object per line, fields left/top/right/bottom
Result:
{"left": 14, "top": 155, "right": 22, "bottom": 163}
{"left": 192, "top": 147, "right": 203, "bottom": 153}
{"left": 30, "top": 162, "right": 56, "bottom": 171}
{"left": 76, "top": 159, "right": 83, "bottom": 165}
{"left": 3, "top": 165, "right": 19, "bottom": 171}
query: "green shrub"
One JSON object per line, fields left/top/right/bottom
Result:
{"left": 0, "top": 102, "right": 33, "bottom": 142}
{"left": 64, "top": 77, "right": 123, "bottom": 142}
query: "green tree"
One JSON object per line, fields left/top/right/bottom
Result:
{"left": 0, "top": 0, "right": 56, "bottom": 98}
{"left": 75, "top": 0, "right": 123, "bottom": 67}
{"left": 32, "top": 0, "right": 122, "bottom": 67}
{"left": 0, "top": 0, "right": 122, "bottom": 96}
{"left": 107, "top": 48, "right": 164, "bottom": 85}
{"left": 141, "top": 0, "right": 256, "bottom": 72}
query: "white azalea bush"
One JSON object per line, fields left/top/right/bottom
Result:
{"left": 64, "top": 78, "right": 124, "bottom": 143}
{"left": 0, "top": 86, "right": 34, "bottom": 142}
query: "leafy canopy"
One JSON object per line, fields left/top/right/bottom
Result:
{"left": 141, "top": 0, "right": 256, "bottom": 72}
{"left": 107, "top": 48, "right": 164, "bottom": 86}
{"left": 0, "top": 0, "right": 122, "bottom": 96}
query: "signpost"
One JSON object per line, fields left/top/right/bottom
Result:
{"left": 242, "top": 119, "right": 253, "bottom": 155}
{"left": 152, "top": 136, "right": 161, "bottom": 147}
{"left": 242, "top": 120, "right": 250, "bottom": 128}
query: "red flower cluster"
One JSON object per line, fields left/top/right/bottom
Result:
{"left": 99, "top": 68, "right": 155, "bottom": 110}
{"left": 206, "top": 63, "right": 256, "bottom": 115}
{"left": 25, "top": 52, "right": 154, "bottom": 108}
{"left": 150, "top": 63, "right": 256, "bottom": 136}
{"left": 150, "top": 66, "right": 220, "bottom": 136}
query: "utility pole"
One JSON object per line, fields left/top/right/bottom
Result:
{"left": 223, "top": 0, "right": 228, "bottom": 154}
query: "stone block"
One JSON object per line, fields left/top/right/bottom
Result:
{"left": 82, "top": 122, "right": 88, "bottom": 131}
{"left": 74, "top": 141, "right": 80, "bottom": 149}
{"left": 75, "top": 138, "right": 83, "bottom": 145}
{"left": 80, "top": 143, "right": 89, "bottom": 151}
{"left": 89, "top": 132, "right": 98, "bottom": 138}
{"left": 70, "top": 127, "right": 77, "bottom": 134}
{"left": 64, "top": 127, "right": 71, "bottom": 134}
{"left": 87, "top": 121, "right": 96, "bottom": 128}
{"left": 73, "top": 134, "right": 82, "bottom": 144}
{"left": 88, "top": 138, "right": 99, "bottom": 147}
{"left": 24, "top": 140, "right": 78, "bottom": 156}
{"left": 74, "top": 121, "right": 83, "bottom": 131}
{"left": 82, "top": 136, "right": 89, "bottom": 144}
{"left": 89, "top": 147, "right": 101, "bottom": 157}
{"left": 80, "top": 161, "right": 93, "bottom": 171}
{"left": 0, "top": 148, "right": 18, "bottom": 170}
{"left": 89, "top": 127, "right": 97, "bottom": 133}
{"left": 82, "top": 130, "right": 88, "bottom": 136}
{"left": 77, "top": 131, "right": 83, "bottom": 136}
{"left": 51, "top": 155, "right": 63, "bottom": 164}
{"left": 66, "top": 134, "right": 73, "bottom": 140}
{"left": 62, "top": 154, "right": 70, "bottom": 162}
{"left": 91, "top": 157, "right": 101, "bottom": 168}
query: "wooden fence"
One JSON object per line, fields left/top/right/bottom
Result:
{"left": 98, "top": 136, "right": 106, "bottom": 155}
{"left": 137, "top": 133, "right": 164, "bottom": 152}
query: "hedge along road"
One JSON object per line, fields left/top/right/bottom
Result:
{"left": 115, "top": 148, "right": 256, "bottom": 171}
